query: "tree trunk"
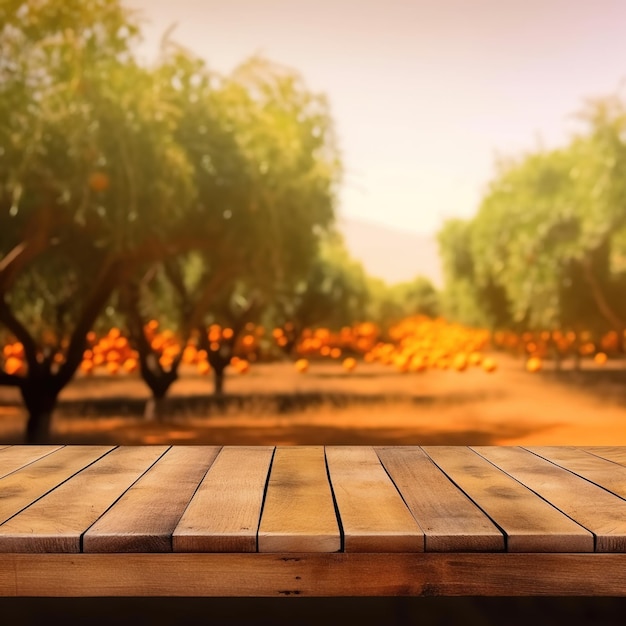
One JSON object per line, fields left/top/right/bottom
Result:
{"left": 21, "top": 382, "right": 58, "bottom": 444}
{"left": 143, "top": 371, "right": 177, "bottom": 422}
{"left": 203, "top": 340, "right": 232, "bottom": 397}
{"left": 144, "top": 395, "right": 167, "bottom": 422}
{"left": 213, "top": 367, "right": 225, "bottom": 396}
{"left": 25, "top": 409, "right": 54, "bottom": 444}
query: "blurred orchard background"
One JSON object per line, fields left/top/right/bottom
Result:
{"left": 3, "top": 0, "right": 626, "bottom": 445}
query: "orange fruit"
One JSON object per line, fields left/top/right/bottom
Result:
{"left": 526, "top": 356, "right": 542, "bottom": 373}
{"left": 295, "top": 358, "right": 309, "bottom": 373}
{"left": 482, "top": 357, "right": 497, "bottom": 373}
{"left": 453, "top": 353, "right": 468, "bottom": 372}
{"left": 342, "top": 357, "right": 357, "bottom": 372}
{"left": 88, "top": 171, "right": 110, "bottom": 192}
{"left": 4, "top": 356, "right": 24, "bottom": 375}
{"left": 197, "top": 361, "right": 211, "bottom": 375}
{"left": 235, "top": 359, "right": 250, "bottom": 374}
{"left": 123, "top": 358, "right": 138, "bottom": 373}
{"left": 594, "top": 352, "right": 608, "bottom": 366}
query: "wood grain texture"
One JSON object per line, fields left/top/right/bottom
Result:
{"left": 173, "top": 446, "right": 274, "bottom": 552}
{"left": 475, "top": 446, "right": 626, "bottom": 552}
{"left": 0, "top": 446, "right": 167, "bottom": 553}
{"left": 83, "top": 446, "right": 220, "bottom": 553}
{"left": 582, "top": 447, "right": 626, "bottom": 467}
{"left": 0, "top": 445, "right": 63, "bottom": 479}
{"left": 525, "top": 446, "right": 626, "bottom": 500}
{"left": 326, "top": 446, "right": 424, "bottom": 552}
{"left": 376, "top": 446, "right": 503, "bottom": 551}
{"left": 0, "top": 445, "right": 113, "bottom": 524}
{"left": 2, "top": 553, "right": 626, "bottom": 597}
{"left": 423, "top": 446, "right": 593, "bottom": 552}
{"left": 258, "top": 446, "right": 340, "bottom": 553}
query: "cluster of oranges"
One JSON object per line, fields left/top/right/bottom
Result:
{"left": 140, "top": 322, "right": 257, "bottom": 376}
{"left": 1, "top": 341, "right": 26, "bottom": 376}
{"left": 272, "top": 322, "right": 379, "bottom": 361}
{"left": 1, "top": 317, "right": 497, "bottom": 379}
{"left": 294, "top": 355, "right": 358, "bottom": 374}
{"left": 492, "top": 328, "right": 616, "bottom": 372}
{"left": 81, "top": 328, "right": 138, "bottom": 375}
{"left": 296, "top": 323, "right": 379, "bottom": 358}
{"left": 0, "top": 321, "right": 261, "bottom": 379}
{"left": 11, "top": 317, "right": 621, "bottom": 380}
{"left": 362, "top": 316, "right": 497, "bottom": 374}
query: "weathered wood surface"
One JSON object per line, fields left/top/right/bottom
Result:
{"left": 475, "top": 446, "right": 626, "bottom": 552}
{"left": 85, "top": 446, "right": 221, "bottom": 553}
{"left": 1, "top": 445, "right": 626, "bottom": 597}
{"left": 2, "top": 553, "right": 626, "bottom": 597}
{"left": 258, "top": 446, "right": 341, "bottom": 552}
{"left": 326, "top": 446, "right": 424, "bottom": 552}
{"left": 173, "top": 446, "right": 273, "bottom": 552}
{"left": 0, "top": 445, "right": 64, "bottom": 480}
{"left": 376, "top": 446, "right": 503, "bottom": 551}
{"left": 0, "top": 446, "right": 167, "bottom": 552}
{"left": 423, "top": 446, "right": 593, "bottom": 552}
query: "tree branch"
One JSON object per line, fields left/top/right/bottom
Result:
{"left": 0, "top": 297, "right": 40, "bottom": 371}
{"left": 0, "top": 206, "right": 54, "bottom": 293}
{"left": 54, "top": 254, "right": 127, "bottom": 391}
{"left": 186, "top": 266, "right": 241, "bottom": 338}
{"left": 581, "top": 256, "right": 625, "bottom": 333}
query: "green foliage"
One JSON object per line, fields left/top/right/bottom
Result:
{"left": 0, "top": 0, "right": 197, "bottom": 353}
{"left": 438, "top": 90, "right": 626, "bottom": 336}
{"left": 437, "top": 218, "right": 510, "bottom": 329}
{"left": 270, "top": 231, "right": 370, "bottom": 334}
{"left": 366, "top": 275, "right": 440, "bottom": 330}
{"left": 0, "top": 0, "right": 346, "bottom": 434}
{"left": 214, "top": 55, "right": 341, "bottom": 284}
{"left": 1, "top": 0, "right": 343, "bottom": 347}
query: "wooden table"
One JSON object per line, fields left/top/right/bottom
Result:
{"left": 1, "top": 445, "right": 626, "bottom": 596}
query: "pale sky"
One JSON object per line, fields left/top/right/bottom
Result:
{"left": 125, "top": 0, "right": 626, "bottom": 239}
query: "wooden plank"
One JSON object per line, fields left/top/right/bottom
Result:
{"left": 325, "top": 446, "right": 424, "bottom": 552}
{"left": 526, "top": 446, "right": 626, "bottom": 500}
{"left": 83, "top": 446, "right": 221, "bottom": 553}
{"left": 582, "top": 447, "right": 626, "bottom": 467}
{"left": 0, "top": 445, "right": 113, "bottom": 524}
{"left": 173, "top": 446, "right": 274, "bottom": 552}
{"left": 2, "top": 553, "right": 626, "bottom": 597}
{"left": 423, "top": 446, "right": 593, "bottom": 552}
{"left": 376, "top": 446, "right": 503, "bottom": 551}
{"left": 475, "top": 446, "right": 626, "bottom": 552}
{"left": 0, "top": 446, "right": 167, "bottom": 553}
{"left": 258, "top": 446, "right": 340, "bottom": 552}
{"left": 0, "top": 445, "right": 64, "bottom": 479}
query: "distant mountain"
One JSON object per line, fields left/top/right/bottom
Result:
{"left": 337, "top": 216, "right": 443, "bottom": 287}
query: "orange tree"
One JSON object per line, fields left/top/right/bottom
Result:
{"left": 0, "top": 0, "right": 198, "bottom": 442}
{"left": 437, "top": 218, "right": 513, "bottom": 331}
{"left": 269, "top": 231, "right": 369, "bottom": 359}
{"left": 195, "top": 285, "right": 264, "bottom": 396}
{"left": 439, "top": 93, "right": 626, "bottom": 351}
{"left": 116, "top": 49, "right": 342, "bottom": 407}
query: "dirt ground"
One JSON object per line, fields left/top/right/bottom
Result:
{"left": 2, "top": 353, "right": 626, "bottom": 446}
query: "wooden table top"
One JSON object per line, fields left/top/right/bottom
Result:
{"left": 1, "top": 444, "right": 626, "bottom": 555}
